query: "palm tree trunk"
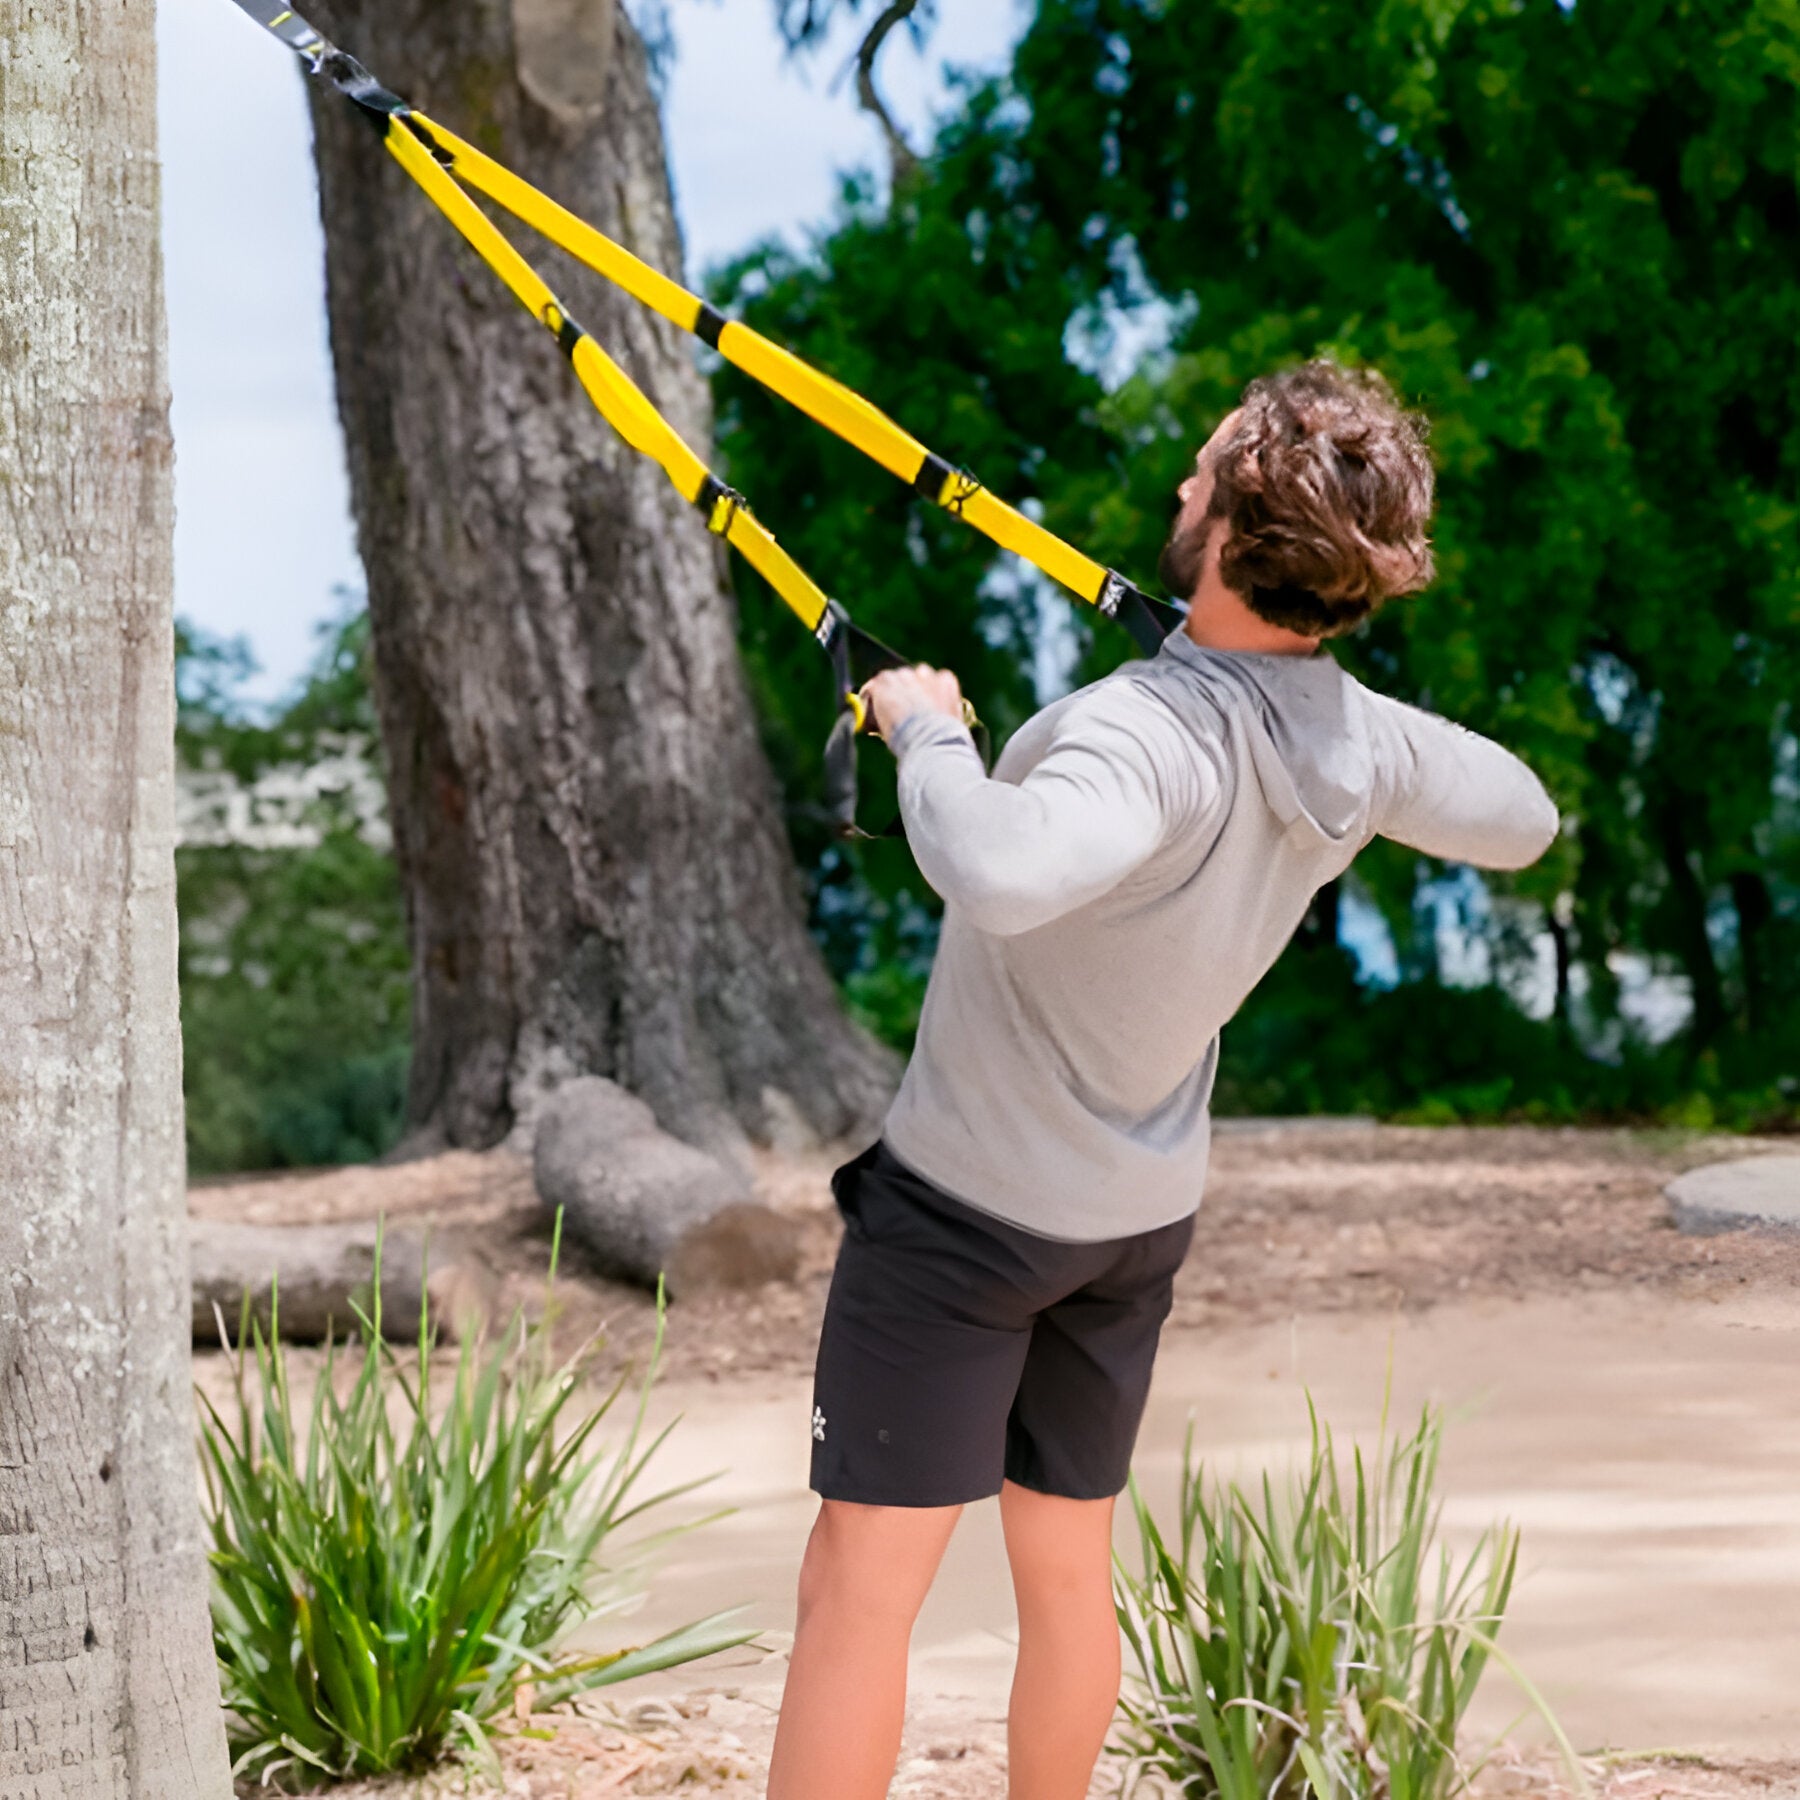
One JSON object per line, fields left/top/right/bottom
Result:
{"left": 0, "top": 3, "right": 231, "bottom": 1788}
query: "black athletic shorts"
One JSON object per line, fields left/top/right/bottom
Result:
{"left": 809, "top": 1140, "right": 1195, "bottom": 1508}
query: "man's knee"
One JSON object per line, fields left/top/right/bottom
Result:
{"left": 795, "top": 1500, "right": 957, "bottom": 1632}
{"left": 1001, "top": 1484, "right": 1118, "bottom": 1609}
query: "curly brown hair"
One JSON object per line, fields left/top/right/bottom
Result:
{"left": 1205, "top": 359, "right": 1436, "bottom": 637}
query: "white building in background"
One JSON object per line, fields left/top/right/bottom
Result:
{"left": 176, "top": 738, "right": 390, "bottom": 853}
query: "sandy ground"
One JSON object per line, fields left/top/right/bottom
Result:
{"left": 193, "top": 1121, "right": 1800, "bottom": 1381}
{"left": 192, "top": 1123, "right": 1800, "bottom": 1798}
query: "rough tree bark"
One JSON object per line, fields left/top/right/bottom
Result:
{"left": 303, "top": 0, "right": 896, "bottom": 1157}
{"left": 0, "top": 3, "right": 232, "bottom": 1791}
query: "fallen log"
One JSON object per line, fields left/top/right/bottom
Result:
{"left": 533, "top": 1078, "right": 803, "bottom": 1296}
{"left": 189, "top": 1219, "right": 484, "bottom": 1344}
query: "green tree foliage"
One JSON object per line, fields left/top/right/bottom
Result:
{"left": 177, "top": 607, "right": 411, "bottom": 1172}
{"left": 717, "top": 0, "right": 1797, "bottom": 1115}
{"left": 709, "top": 75, "right": 1152, "bottom": 977}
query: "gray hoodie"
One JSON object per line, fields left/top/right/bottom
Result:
{"left": 880, "top": 629, "right": 1560, "bottom": 1242}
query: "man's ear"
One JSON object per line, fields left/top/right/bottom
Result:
{"left": 512, "top": 0, "right": 616, "bottom": 125}
{"left": 1202, "top": 515, "right": 1229, "bottom": 585}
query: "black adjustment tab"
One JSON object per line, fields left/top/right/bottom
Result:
{"left": 539, "top": 303, "right": 584, "bottom": 360}
{"left": 843, "top": 619, "right": 907, "bottom": 685}
{"left": 1097, "top": 572, "right": 1185, "bottom": 656}
{"left": 815, "top": 596, "right": 848, "bottom": 651}
{"left": 693, "top": 472, "right": 745, "bottom": 534}
{"left": 913, "top": 452, "right": 952, "bottom": 502}
{"left": 694, "top": 303, "right": 728, "bottom": 350}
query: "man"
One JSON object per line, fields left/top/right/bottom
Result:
{"left": 766, "top": 359, "right": 1559, "bottom": 1800}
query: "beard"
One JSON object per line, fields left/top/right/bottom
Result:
{"left": 1157, "top": 510, "right": 1210, "bottom": 601}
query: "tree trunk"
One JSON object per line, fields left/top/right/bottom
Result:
{"left": 1296, "top": 878, "right": 1341, "bottom": 955}
{"left": 303, "top": 0, "right": 896, "bottom": 1157}
{"left": 1655, "top": 792, "right": 1725, "bottom": 1051}
{"left": 1729, "top": 868, "right": 1772, "bottom": 1035}
{"left": 1547, "top": 893, "right": 1575, "bottom": 1034}
{"left": 0, "top": 4, "right": 232, "bottom": 1791}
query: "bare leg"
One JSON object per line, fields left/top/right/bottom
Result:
{"left": 1000, "top": 1480, "right": 1121, "bottom": 1800}
{"left": 766, "top": 1498, "right": 963, "bottom": 1800}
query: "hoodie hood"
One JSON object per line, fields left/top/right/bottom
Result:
{"left": 1153, "top": 631, "right": 1371, "bottom": 844}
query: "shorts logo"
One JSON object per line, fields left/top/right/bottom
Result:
{"left": 811, "top": 1405, "right": 827, "bottom": 1442}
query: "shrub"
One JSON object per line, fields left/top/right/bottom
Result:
{"left": 812, "top": 852, "right": 941, "bottom": 1054}
{"left": 199, "top": 1238, "right": 751, "bottom": 1789}
{"left": 177, "top": 607, "right": 414, "bottom": 1174}
{"left": 1113, "top": 1402, "right": 1581, "bottom": 1800}
{"left": 1212, "top": 943, "right": 1798, "bottom": 1133}
{"left": 179, "top": 831, "right": 411, "bottom": 1173}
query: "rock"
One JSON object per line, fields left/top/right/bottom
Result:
{"left": 190, "top": 1219, "right": 458, "bottom": 1344}
{"left": 533, "top": 1077, "right": 800, "bottom": 1295}
{"left": 1665, "top": 1156, "right": 1800, "bottom": 1235}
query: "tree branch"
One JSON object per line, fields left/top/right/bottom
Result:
{"left": 774, "top": 0, "right": 830, "bottom": 51}
{"left": 852, "top": 0, "right": 924, "bottom": 185}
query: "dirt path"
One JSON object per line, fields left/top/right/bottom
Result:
{"left": 606, "top": 1284, "right": 1800, "bottom": 1757}
{"left": 191, "top": 1124, "right": 1800, "bottom": 1386}
{"left": 194, "top": 1124, "right": 1800, "bottom": 1797}
{"left": 313, "top": 1279, "right": 1800, "bottom": 1799}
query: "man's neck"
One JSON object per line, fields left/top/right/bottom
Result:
{"left": 1182, "top": 581, "right": 1320, "bottom": 656}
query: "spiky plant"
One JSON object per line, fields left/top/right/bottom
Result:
{"left": 199, "top": 1229, "right": 750, "bottom": 1789}
{"left": 1114, "top": 1400, "right": 1582, "bottom": 1800}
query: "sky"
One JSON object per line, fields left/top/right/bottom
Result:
{"left": 157, "top": 0, "right": 1029, "bottom": 703}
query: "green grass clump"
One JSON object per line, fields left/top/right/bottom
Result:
{"left": 198, "top": 1238, "right": 751, "bottom": 1790}
{"left": 1113, "top": 1401, "right": 1581, "bottom": 1800}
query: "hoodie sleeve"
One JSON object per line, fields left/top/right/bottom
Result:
{"left": 1367, "top": 693, "right": 1560, "bottom": 871}
{"left": 889, "top": 695, "right": 1211, "bottom": 937}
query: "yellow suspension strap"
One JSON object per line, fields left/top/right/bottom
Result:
{"left": 402, "top": 111, "right": 1184, "bottom": 658}
{"left": 223, "top": 2, "right": 1183, "bottom": 659}
{"left": 227, "top": 2, "right": 953, "bottom": 835}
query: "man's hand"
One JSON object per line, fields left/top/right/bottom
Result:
{"left": 861, "top": 664, "right": 966, "bottom": 744}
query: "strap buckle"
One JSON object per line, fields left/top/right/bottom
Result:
{"left": 1095, "top": 571, "right": 1187, "bottom": 655}
{"left": 695, "top": 473, "right": 746, "bottom": 539}
{"left": 913, "top": 451, "right": 982, "bottom": 516}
